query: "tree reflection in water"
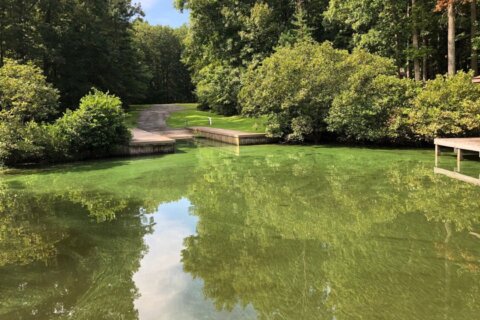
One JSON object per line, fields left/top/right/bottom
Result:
{"left": 182, "top": 146, "right": 480, "bottom": 320}
{"left": 0, "top": 145, "right": 479, "bottom": 319}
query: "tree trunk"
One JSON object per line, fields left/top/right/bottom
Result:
{"left": 448, "top": 2, "right": 456, "bottom": 75}
{"left": 423, "top": 37, "right": 428, "bottom": 81}
{"left": 472, "top": 0, "right": 478, "bottom": 75}
{"left": 406, "top": 3, "right": 411, "bottom": 78}
{"left": 412, "top": 0, "right": 421, "bottom": 81}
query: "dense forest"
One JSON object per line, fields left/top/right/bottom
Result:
{"left": 177, "top": 0, "right": 479, "bottom": 83}
{"left": 2, "top": 1, "right": 479, "bottom": 108}
{"left": 0, "top": 0, "right": 193, "bottom": 107}
{"left": 174, "top": 0, "right": 480, "bottom": 143}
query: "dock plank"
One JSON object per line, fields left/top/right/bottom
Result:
{"left": 434, "top": 167, "right": 480, "bottom": 186}
{"left": 434, "top": 138, "right": 480, "bottom": 152}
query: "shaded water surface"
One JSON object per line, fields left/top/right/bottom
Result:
{"left": 1, "top": 144, "right": 480, "bottom": 320}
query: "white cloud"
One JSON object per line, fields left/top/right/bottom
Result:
{"left": 132, "top": 199, "right": 256, "bottom": 320}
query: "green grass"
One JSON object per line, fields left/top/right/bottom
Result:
{"left": 167, "top": 103, "right": 267, "bottom": 133}
{"left": 125, "top": 104, "right": 150, "bottom": 128}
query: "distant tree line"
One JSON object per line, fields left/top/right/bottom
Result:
{"left": 0, "top": 0, "right": 193, "bottom": 108}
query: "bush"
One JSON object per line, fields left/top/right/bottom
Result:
{"left": 239, "top": 41, "right": 349, "bottom": 142}
{"left": 0, "top": 119, "right": 51, "bottom": 165}
{"left": 195, "top": 63, "right": 242, "bottom": 116}
{"left": 409, "top": 71, "right": 480, "bottom": 141}
{"left": 0, "top": 59, "right": 59, "bottom": 122}
{"left": 53, "top": 90, "right": 131, "bottom": 158}
{"left": 327, "top": 50, "right": 419, "bottom": 143}
{"left": 0, "top": 61, "right": 131, "bottom": 166}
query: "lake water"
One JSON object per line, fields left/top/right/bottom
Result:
{"left": 1, "top": 143, "right": 480, "bottom": 319}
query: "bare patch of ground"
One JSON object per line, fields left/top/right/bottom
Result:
{"left": 135, "top": 104, "right": 193, "bottom": 140}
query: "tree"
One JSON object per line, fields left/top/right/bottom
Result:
{"left": 436, "top": 0, "right": 457, "bottom": 75}
{"left": 0, "top": 59, "right": 59, "bottom": 122}
{"left": 0, "top": 0, "right": 146, "bottom": 107}
{"left": 412, "top": 0, "right": 422, "bottom": 81}
{"left": 0, "top": 120, "right": 49, "bottom": 165}
{"left": 409, "top": 71, "right": 480, "bottom": 140}
{"left": 195, "top": 62, "right": 243, "bottom": 115}
{"left": 175, "top": 0, "right": 332, "bottom": 112}
{"left": 326, "top": 58, "right": 419, "bottom": 142}
{"left": 471, "top": 0, "right": 478, "bottom": 74}
{"left": 239, "top": 41, "right": 349, "bottom": 141}
{"left": 324, "top": 0, "right": 411, "bottom": 75}
{"left": 132, "top": 21, "right": 194, "bottom": 103}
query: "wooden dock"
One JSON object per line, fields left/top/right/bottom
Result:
{"left": 434, "top": 138, "right": 480, "bottom": 185}
{"left": 434, "top": 137, "right": 480, "bottom": 170}
{"left": 188, "top": 126, "right": 273, "bottom": 146}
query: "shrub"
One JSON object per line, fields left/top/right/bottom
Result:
{"left": 327, "top": 56, "right": 419, "bottom": 143}
{"left": 409, "top": 71, "right": 480, "bottom": 141}
{"left": 53, "top": 90, "right": 131, "bottom": 158}
{"left": 195, "top": 63, "right": 242, "bottom": 116}
{"left": 239, "top": 41, "right": 349, "bottom": 142}
{"left": 0, "top": 59, "right": 59, "bottom": 122}
{"left": 0, "top": 119, "right": 51, "bottom": 165}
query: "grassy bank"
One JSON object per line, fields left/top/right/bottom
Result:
{"left": 167, "top": 103, "right": 267, "bottom": 133}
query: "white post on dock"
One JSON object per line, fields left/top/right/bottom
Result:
{"left": 457, "top": 148, "right": 463, "bottom": 172}
{"left": 435, "top": 144, "right": 440, "bottom": 167}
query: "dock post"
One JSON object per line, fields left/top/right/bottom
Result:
{"left": 457, "top": 148, "right": 463, "bottom": 172}
{"left": 435, "top": 144, "right": 440, "bottom": 167}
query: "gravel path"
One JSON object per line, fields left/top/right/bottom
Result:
{"left": 136, "top": 104, "right": 183, "bottom": 132}
{"left": 135, "top": 104, "right": 193, "bottom": 140}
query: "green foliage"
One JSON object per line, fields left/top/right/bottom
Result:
{"left": 329, "top": 75, "right": 420, "bottom": 143}
{"left": 276, "top": 4, "right": 314, "bottom": 47}
{"left": 239, "top": 39, "right": 480, "bottom": 144}
{"left": 327, "top": 52, "right": 420, "bottom": 142}
{"left": 53, "top": 90, "right": 131, "bottom": 158}
{"left": 132, "top": 22, "right": 194, "bottom": 103}
{"left": 324, "top": 0, "right": 437, "bottom": 72}
{"left": 410, "top": 72, "right": 480, "bottom": 141}
{"left": 239, "top": 41, "right": 349, "bottom": 142}
{"left": 195, "top": 63, "right": 243, "bottom": 116}
{"left": 0, "top": 59, "right": 59, "bottom": 122}
{"left": 0, "top": 60, "right": 132, "bottom": 166}
{"left": 0, "top": 120, "right": 50, "bottom": 165}
{"left": 0, "top": 1, "right": 194, "bottom": 107}
{"left": 238, "top": 2, "right": 283, "bottom": 65}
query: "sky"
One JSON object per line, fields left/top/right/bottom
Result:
{"left": 137, "top": 0, "right": 189, "bottom": 27}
